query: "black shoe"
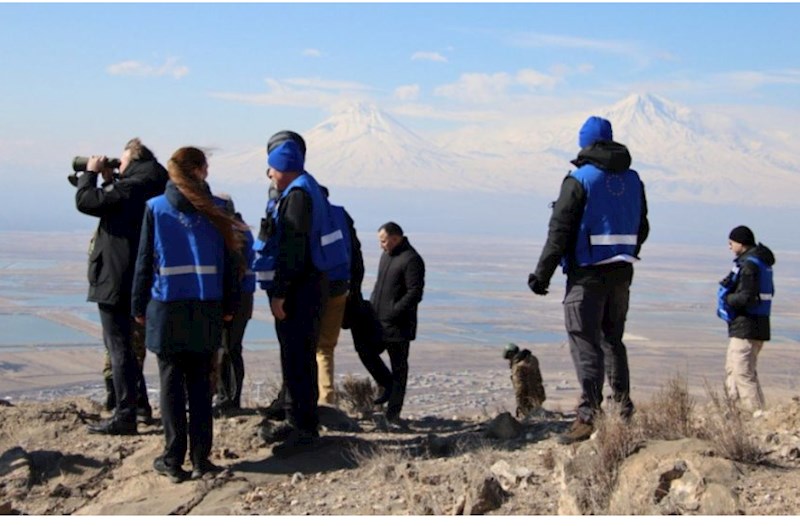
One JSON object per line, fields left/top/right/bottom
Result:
{"left": 191, "top": 459, "right": 225, "bottom": 480}
{"left": 373, "top": 386, "right": 392, "bottom": 405}
{"left": 136, "top": 407, "right": 153, "bottom": 425}
{"left": 212, "top": 401, "right": 238, "bottom": 419}
{"left": 258, "top": 422, "right": 295, "bottom": 444}
{"left": 87, "top": 417, "right": 137, "bottom": 436}
{"left": 104, "top": 378, "right": 116, "bottom": 411}
{"left": 153, "top": 457, "right": 189, "bottom": 483}
{"left": 271, "top": 429, "right": 319, "bottom": 458}
{"left": 259, "top": 399, "right": 287, "bottom": 421}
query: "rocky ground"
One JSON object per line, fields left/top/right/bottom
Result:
{"left": 1, "top": 388, "right": 800, "bottom": 516}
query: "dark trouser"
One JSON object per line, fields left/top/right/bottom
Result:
{"left": 274, "top": 275, "right": 326, "bottom": 434}
{"left": 359, "top": 339, "right": 411, "bottom": 420}
{"left": 103, "top": 321, "right": 151, "bottom": 412}
{"left": 351, "top": 298, "right": 391, "bottom": 385}
{"left": 217, "top": 293, "right": 254, "bottom": 408}
{"left": 98, "top": 303, "right": 138, "bottom": 422}
{"left": 563, "top": 265, "right": 634, "bottom": 424}
{"left": 157, "top": 352, "right": 213, "bottom": 468}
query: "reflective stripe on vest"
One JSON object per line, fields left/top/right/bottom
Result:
{"left": 565, "top": 165, "right": 643, "bottom": 270}
{"left": 321, "top": 229, "right": 344, "bottom": 247}
{"left": 160, "top": 264, "right": 218, "bottom": 276}
{"left": 148, "top": 195, "right": 225, "bottom": 302}
{"left": 590, "top": 234, "right": 638, "bottom": 246}
{"left": 278, "top": 173, "right": 349, "bottom": 273}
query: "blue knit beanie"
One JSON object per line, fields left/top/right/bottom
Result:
{"left": 578, "top": 116, "right": 613, "bottom": 148}
{"left": 267, "top": 140, "right": 304, "bottom": 172}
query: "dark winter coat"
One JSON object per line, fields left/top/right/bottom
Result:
{"left": 370, "top": 237, "right": 425, "bottom": 342}
{"left": 341, "top": 209, "right": 365, "bottom": 330}
{"left": 75, "top": 159, "right": 168, "bottom": 307}
{"left": 131, "top": 181, "right": 240, "bottom": 355}
{"left": 533, "top": 140, "right": 649, "bottom": 288}
{"left": 726, "top": 243, "right": 776, "bottom": 341}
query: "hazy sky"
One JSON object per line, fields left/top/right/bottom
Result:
{"left": 2, "top": 3, "right": 799, "bottom": 166}
{"left": 1, "top": 2, "right": 799, "bottom": 238}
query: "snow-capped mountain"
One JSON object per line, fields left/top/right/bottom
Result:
{"left": 211, "top": 94, "right": 800, "bottom": 205}
{"left": 303, "top": 102, "right": 476, "bottom": 190}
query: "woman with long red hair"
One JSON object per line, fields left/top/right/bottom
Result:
{"left": 132, "top": 146, "right": 243, "bottom": 482}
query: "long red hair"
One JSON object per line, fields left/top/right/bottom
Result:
{"left": 167, "top": 147, "right": 245, "bottom": 272}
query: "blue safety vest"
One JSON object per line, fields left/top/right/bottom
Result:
{"left": 252, "top": 196, "right": 280, "bottom": 291}
{"left": 564, "top": 165, "right": 643, "bottom": 270}
{"left": 251, "top": 172, "right": 348, "bottom": 290}
{"left": 148, "top": 195, "right": 225, "bottom": 302}
{"left": 241, "top": 227, "right": 256, "bottom": 293}
{"left": 326, "top": 204, "right": 352, "bottom": 282}
{"left": 716, "top": 255, "right": 774, "bottom": 322}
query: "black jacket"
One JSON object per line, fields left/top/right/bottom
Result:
{"left": 75, "top": 158, "right": 168, "bottom": 306}
{"left": 341, "top": 209, "right": 366, "bottom": 329}
{"left": 533, "top": 141, "right": 649, "bottom": 287}
{"left": 131, "top": 181, "right": 240, "bottom": 355}
{"left": 726, "top": 243, "right": 776, "bottom": 341}
{"left": 271, "top": 187, "right": 324, "bottom": 299}
{"left": 370, "top": 237, "right": 425, "bottom": 342}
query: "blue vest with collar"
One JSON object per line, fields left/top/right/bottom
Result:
{"left": 251, "top": 172, "right": 348, "bottom": 290}
{"left": 148, "top": 195, "right": 225, "bottom": 302}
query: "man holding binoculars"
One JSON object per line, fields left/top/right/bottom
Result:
{"left": 74, "top": 138, "right": 168, "bottom": 435}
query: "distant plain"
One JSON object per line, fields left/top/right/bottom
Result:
{"left": 1, "top": 230, "right": 798, "bottom": 416}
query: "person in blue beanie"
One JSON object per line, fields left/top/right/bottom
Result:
{"left": 528, "top": 116, "right": 649, "bottom": 444}
{"left": 257, "top": 136, "right": 348, "bottom": 457}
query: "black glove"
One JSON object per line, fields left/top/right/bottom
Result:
{"left": 528, "top": 273, "right": 549, "bottom": 296}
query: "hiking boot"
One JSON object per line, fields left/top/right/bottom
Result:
{"left": 87, "top": 417, "right": 137, "bottom": 436}
{"left": 153, "top": 456, "right": 189, "bottom": 484}
{"left": 271, "top": 429, "right": 319, "bottom": 458}
{"left": 557, "top": 419, "right": 594, "bottom": 445}
{"left": 191, "top": 459, "right": 224, "bottom": 480}
{"left": 258, "top": 422, "right": 295, "bottom": 444}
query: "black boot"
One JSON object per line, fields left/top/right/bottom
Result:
{"left": 87, "top": 416, "right": 137, "bottom": 436}
{"left": 373, "top": 385, "right": 392, "bottom": 405}
{"left": 104, "top": 378, "right": 116, "bottom": 411}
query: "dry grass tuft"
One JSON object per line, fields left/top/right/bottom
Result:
{"left": 339, "top": 375, "right": 378, "bottom": 417}
{"left": 697, "top": 381, "right": 765, "bottom": 464}
{"left": 566, "top": 405, "right": 645, "bottom": 515}
{"left": 349, "top": 441, "right": 503, "bottom": 514}
{"left": 637, "top": 372, "right": 696, "bottom": 440}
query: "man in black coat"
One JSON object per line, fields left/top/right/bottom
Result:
{"left": 719, "top": 225, "right": 776, "bottom": 411}
{"left": 75, "top": 138, "right": 167, "bottom": 435}
{"left": 363, "top": 222, "right": 425, "bottom": 422}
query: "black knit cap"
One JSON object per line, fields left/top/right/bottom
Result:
{"left": 729, "top": 225, "right": 755, "bottom": 246}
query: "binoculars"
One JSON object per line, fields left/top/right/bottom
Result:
{"left": 68, "top": 156, "right": 122, "bottom": 186}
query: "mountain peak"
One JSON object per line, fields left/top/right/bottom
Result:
{"left": 608, "top": 92, "right": 694, "bottom": 125}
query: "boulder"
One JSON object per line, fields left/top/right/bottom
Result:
{"left": 607, "top": 438, "right": 742, "bottom": 515}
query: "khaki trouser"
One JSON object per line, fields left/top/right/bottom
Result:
{"left": 316, "top": 292, "right": 348, "bottom": 405}
{"left": 725, "top": 337, "right": 766, "bottom": 411}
